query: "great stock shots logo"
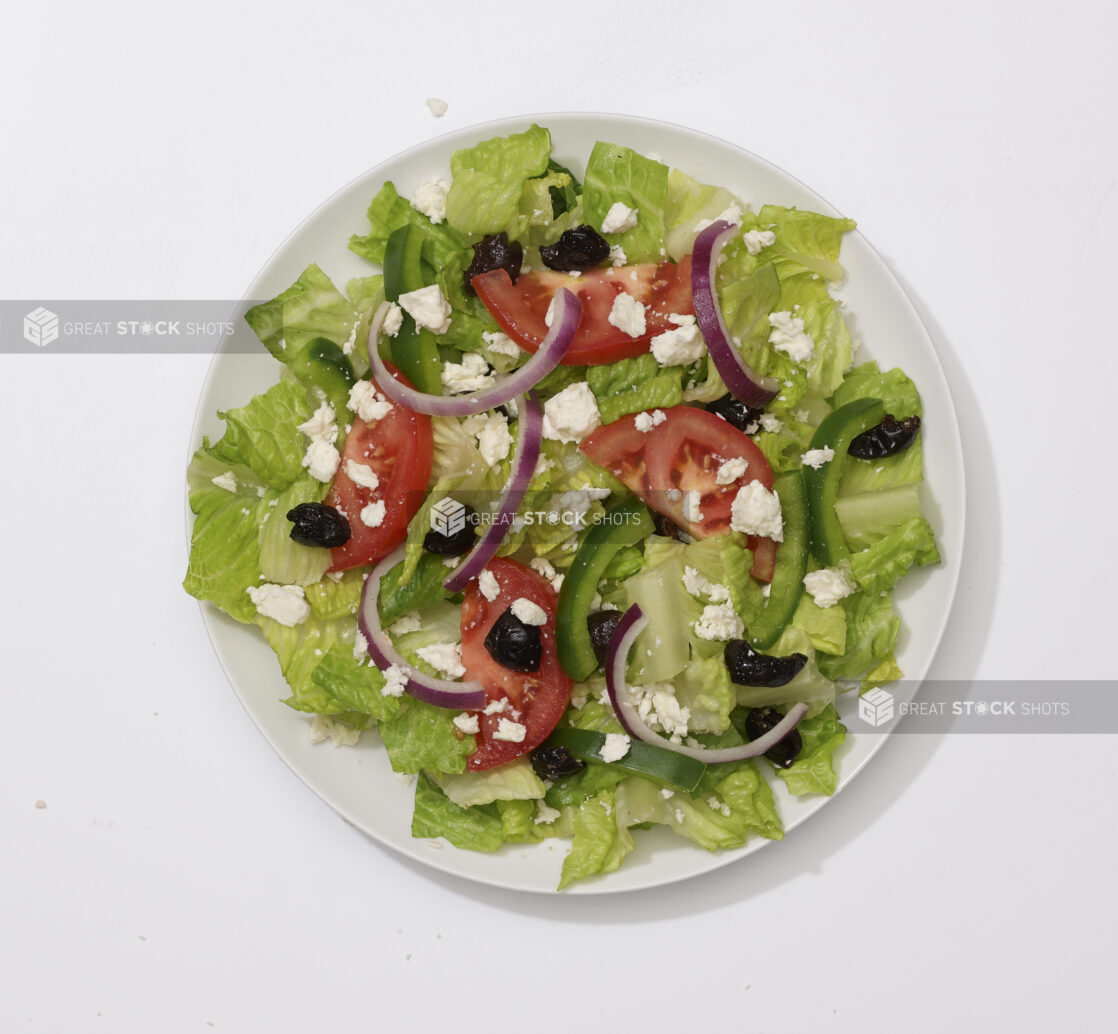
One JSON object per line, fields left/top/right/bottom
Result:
{"left": 23, "top": 307, "right": 59, "bottom": 347}
{"left": 858, "top": 687, "right": 895, "bottom": 727}
{"left": 430, "top": 497, "right": 468, "bottom": 538}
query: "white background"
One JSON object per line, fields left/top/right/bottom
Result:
{"left": 2, "top": 1, "right": 1115, "bottom": 1030}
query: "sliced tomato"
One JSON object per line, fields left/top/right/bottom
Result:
{"left": 459, "top": 558, "right": 571, "bottom": 772}
{"left": 472, "top": 255, "right": 694, "bottom": 366}
{"left": 579, "top": 406, "right": 774, "bottom": 542}
{"left": 325, "top": 363, "right": 432, "bottom": 571}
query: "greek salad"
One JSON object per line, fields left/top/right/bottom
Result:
{"left": 184, "top": 124, "right": 939, "bottom": 889}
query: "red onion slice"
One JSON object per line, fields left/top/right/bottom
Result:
{"left": 691, "top": 220, "right": 780, "bottom": 408}
{"left": 358, "top": 545, "right": 486, "bottom": 710}
{"left": 366, "top": 288, "right": 581, "bottom": 417}
{"left": 605, "top": 604, "right": 809, "bottom": 763}
{"left": 442, "top": 390, "right": 543, "bottom": 593}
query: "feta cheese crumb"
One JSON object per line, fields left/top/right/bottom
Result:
{"left": 510, "top": 597, "right": 547, "bottom": 626}
{"left": 682, "top": 489, "right": 704, "bottom": 524}
{"left": 360, "top": 500, "right": 386, "bottom": 528}
{"left": 607, "top": 292, "right": 647, "bottom": 338}
{"left": 730, "top": 481, "right": 784, "bottom": 540}
{"left": 759, "top": 413, "right": 782, "bottom": 433}
{"left": 742, "top": 229, "right": 776, "bottom": 255}
{"left": 211, "top": 471, "right": 237, "bottom": 492}
{"left": 353, "top": 629, "right": 369, "bottom": 661}
{"left": 601, "top": 201, "right": 638, "bottom": 234}
{"left": 297, "top": 401, "right": 338, "bottom": 444}
{"left": 768, "top": 310, "right": 816, "bottom": 362}
{"left": 453, "top": 712, "right": 480, "bottom": 735}
{"left": 801, "top": 446, "right": 836, "bottom": 470}
{"left": 650, "top": 313, "right": 705, "bottom": 366}
{"left": 387, "top": 612, "right": 422, "bottom": 635}
{"left": 416, "top": 641, "right": 465, "bottom": 679}
{"left": 344, "top": 459, "right": 380, "bottom": 491}
{"left": 707, "top": 795, "right": 732, "bottom": 817}
{"left": 483, "top": 697, "right": 509, "bottom": 715}
{"left": 600, "top": 732, "right": 631, "bottom": 763}
{"left": 715, "top": 456, "right": 749, "bottom": 485}
{"left": 399, "top": 283, "right": 452, "bottom": 334}
{"left": 693, "top": 201, "right": 744, "bottom": 234}
{"left": 441, "top": 352, "right": 492, "bottom": 393}
{"left": 412, "top": 176, "right": 450, "bottom": 224}
{"left": 682, "top": 565, "right": 715, "bottom": 598}
{"left": 633, "top": 683, "right": 691, "bottom": 740}
{"left": 382, "top": 664, "right": 408, "bottom": 697}
{"left": 634, "top": 411, "right": 654, "bottom": 433}
{"left": 494, "top": 718, "right": 527, "bottom": 742}
{"left": 382, "top": 302, "right": 404, "bottom": 337}
{"left": 302, "top": 437, "right": 340, "bottom": 482}
{"left": 478, "top": 568, "right": 500, "bottom": 602}
{"left": 608, "top": 244, "right": 627, "bottom": 266}
{"left": 803, "top": 565, "right": 857, "bottom": 608}
{"left": 348, "top": 380, "right": 393, "bottom": 423}
{"left": 543, "top": 294, "right": 556, "bottom": 329}
{"left": 309, "top": 715, "right": 361, "bottom": 746}
{"left": 693, "top": 602, "right": 744, "bottom": 641}
{"left": 534, "top": 801, "right": 561, "bottom": 825}
{"left": 660, "top": 787, "right": 675, "bottom": 799}
{"left": 528, "top": 556, "right": 564, "bottom": 592}
{"left": 542, "top": 382, "right": 601, "bottom": 443}
{"left": 465, "top": 412, "right": 512, "bottom": 466}
{"left": 482, "top": 329, "right": 521, "bottom": 357}
{"left": 246, "top": 583, "right": 310, "bottom": 627}
{"left": 425, "top": 97, "right": 448, "bottom": 117}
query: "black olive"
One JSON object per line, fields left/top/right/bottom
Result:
{"left": 286, "top": 502, "right": 351, "bottom": 548}
{"left": 530, "top": 745, "right": 585, "bottom": 780}
{"left": 484, "top": 609, "right": 542, "bottom": 673}
{"left": 706, "top": 393, "right": 764, "bottom": 433}
{"left": 587, "top": 610, "right": 623, "bottom": 667}
{"left": 724, "top": 639, "right": 808, "bottom": 688}
{"left": 848, "top": 414, "right": 921, "bottom": 460}
{"left": 652, "top": 511, "right": 683, "bottom": 541}
{"left": 422, "top": 506, "right": 477, "bottom": 556}
{"left": 539, "top": 224, "right": 611, "bottom": 272}
{"left": 465, "top": 232, "right": 523, "bottom": 294}
{"left": 743, "top": 706, "right": 803, "bottom": 768}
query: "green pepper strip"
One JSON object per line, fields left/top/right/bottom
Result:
{"left": 288, "top": 336, "right": 356, "bottom": 446}
{"left": 805, "top": 397, "right": 885, "bottom": 567}
{"left": 747, "top": 470, "right": 809, "bottom": 650}
{"left": 556, "top": 498, "right": 655, "bottom": 681}
{"left": 544, "top": 727, "right": 706, "bottom": 794}
{"left": 382, "top": 224, "right": 442, "bottom": 395}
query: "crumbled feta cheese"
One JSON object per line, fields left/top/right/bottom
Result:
{"left": 543, "top": 295, "right": 556, "bottom": 328}
{"left": 759, "top": 413, "right": 782, "bottom": 433}
{"left": 803, "top": 565, "right": 857, "bottom": 608}
{"left": 715, "top": 456, "right": 749, "bottom": 485}
{"left": 441, "top": 352, "right": 492, "bottom": 393}
{"left": 528, "top": 556, "right": 563, "bottom": 592}
{"left": 382, "top": 302, "right": 404, "bottom": 338}
{"left": 494, "top": 718, "right": 527, "bottom": 742}
{"left": 634, "top": 411, "right": 654, "bottom": 433}
{"left": 601, "top": 201, "right": 638, "bottom": 234}
{"left": 416, "top": 641, "right": 465, "bottom": 679}
{"left": 353, "top": 629, "right": 369, "bottom": 661}
{"left": 394, "top": 771, "right": 416, "bottom": 786}
{"left": 482, "top": 329, "right": 521, "bottom": 357}
{"left": 477, "top": 568, "right": 501, "bottom": 602}
{"left": 483, "top": 697, "right": 508, "bottom": 715}
{"left": 348, "top": 380, "right": 393, "bottom": 423}
{"left": 693, "top": 201, "right": 744, "bottom": 234}
{"left": 302, "top": 438, "right": 340, "bottom": 482}
{"left": 309, "top": 715, "right": 361, "bottom": 746}
{"left": 730, "top": 481, "right": 784, "bottom": 540}
{"left": 707, "top": 795, "right": 732, "bottom": 817}
{"left": 211, "top": 471, "right": 237, "bottom": 492}
{"left": 360, "top": 500, "right": 386, "bottom": 528}
{"left": 634, "top": 683, "right": 691, "bottom": 740}
{"left": 465, "top": 412, "right": 512, "bottom": 466}
{"left": 600, "top": 732, "right": 631, "bottom": 763}
{"left": 298, "top": 401, "right": 338, "bottom": 444}
{"left": 344, "top": 459, "right": 380, "bottom": 491}
{"left": 387, "top": 612, "right": 422, "bottom": 635}
{"left": 607, "top": 292, "right": 646, "bottom": 338}
{"left": 608, "top": 244, "right": 627, "bottom": 266}
{"left": 693, "top": 602, "right": 744, "bottom": 641}
{"left": 510, "top": 597, "right": 547, "bottom": 626}
{"left": 382, "top": 664, "right": 408, "bottom": 697}
{"left": 682, "top": 489, "right": 704, "bottom": 523}
{"left": 341, "top": 322, "right": 359, "bottom": 356}
{"left": 412, "top": 176, "right": 450, "bottom": 224}
{"left": 246, "top": 583, "right": 310, "bottom": 627}
{"left": 425, "top": 97, "right": 448, "bottom": 117}
{"left": 801, "top": 446, "right": 835, "bottom": 469}
{"left": 660, "top": 787, "right": 675, "bottom": 799}
{"left": 443, "top": 557, "right": 458, "bottom": 568}
{"left": 683, "top": 565, "right": 715, "bottom": 598}
{"left": 453, "top": 712, "right": 480, "bottom": 735}
{"left": 534, "top": 801, "right": 561, "bottom": 825}
{"left": 650, "top": 314, "right": 705, "bottom": 366}
{"left": 768, "top": 310, "right": 816, "bottom": 362}
{"left": 542, "top": 382, "right": 601, "bottom": 443}
{"left": 742, "top": 229, "right": 776, "bottom": 255}
{"left": 399, "top": 283, "right": 452, "bottom": 334}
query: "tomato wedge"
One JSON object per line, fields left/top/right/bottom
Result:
{"left": 579, "top": 405, "right": 776, "bottom": 556}
{"left": 460, "top": 558, "right": 571, "bottom": 772}
{"left": 325, "top": 363, "right": 432, "bottom": 571}
{"left": 472, "top": 256, "right": 694, "bottom": 366}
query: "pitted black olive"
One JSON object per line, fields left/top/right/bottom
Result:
{"left": 465, "top": 232, "right": 523, "bottom": 294}
{"left": 848, "top": 413, "right": 921, "bottom": 460}
{"left": 652, "top": 511, "right": 683, "bottom": 541}
{"left": 743, "top": 706, "right": 803, "bottom": 768}
{"left": 706, "top": 393, "right": 764, "bottom": 434}
{"left": 530, "top": 744, "right": 585, "bottom": 781}
{"left": 286, "top": 502, "right": 351, "bottom": 548}
{"left": 587, "top": 610, "right": 623, "bottom": 667}
{"left": 539, "top": 224, "right": 611, "bottom": 272}
{"left": 422, "top": 506, "right": 477, "bottom": 556}
{"left": 484, "top": 609, "right": 542, "bottom": 673}
{"left": 724, "top": 639, "right": 808, "bottom": 688}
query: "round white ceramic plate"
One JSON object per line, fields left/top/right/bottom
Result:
{"left": 189, "top": 112, "right": 965, "bottom": 895}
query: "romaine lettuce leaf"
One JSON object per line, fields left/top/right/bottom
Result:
{"left": 349, "top": 181, "right": 471, "bottom": 271}
{"left": 257, "top": 476, "right": 331, "bottom": 586}
{"left": 582, "top": 141, "right": 670, "bottom": 263}
{"left": 558, "top": 787, "right": 634, "bottom": 889}
{"left": 310, "top": 643, "right": 400, "bottom": 721}
{"left": 378, "top": 694, "right": 474, "bottom": 774}
{"left": 817, "top": 591, "right": 901, "bottom": 682}
{"left": 437, "top": 758, "right": 546, "bottom": 808}
{"left": 411, "top": 773, "right": 504, "bottom": 852}
{"left": 244, "top": 264, "right": 359, "bottom": 362}
{"left": 848, "top": 516, "right": 940, "bottom": 595}
{"left": 774, "top": 703, "right": 846, "bottom": 796}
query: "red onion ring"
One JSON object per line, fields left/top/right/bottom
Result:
{"left": 691, "top": 220, "right": 780, "bottom": 408}
{"left": 366, "top": 288, "right": 581, "bottom": 417}
{"left": 358, "top": 546, "right": 486, "bottom": 710}
{"left": 605, "top": 604, "right": 809, "bottom": 762}
{"left": 442, "top": 390, "right": 543, "bottom": 593}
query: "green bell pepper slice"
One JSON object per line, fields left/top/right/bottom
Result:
{"left": 747, "top": 470, "right": 809, "bottom": 650}
{"left": 544, "top": 727, "right": 706, "bottom": 793}
{"left": 288, "top": 336, "right": 356, "bottom": 445}
{"left": 382, "top": 224, "right": 442, "bottom": 395}
{"left": 556, "top": 498, "right": 655, "bottom": 681}
{"left": 805, "top": 397, "right": 885, "bottom": 566}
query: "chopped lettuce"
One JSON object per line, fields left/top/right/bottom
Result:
{"left": 774, "top": 704, "right": 847, "bottom": 796}
{"left": 245, "top": 264, "right": 359, "bottom": 362}
{"left": 411, "top": 774, "right": 505, "bottom": 852}
{"left": 582, "top": 141, "right": 670, "bottom": 263}
{"left": 437, "top": 758, "right": 546, "bottom": 808}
